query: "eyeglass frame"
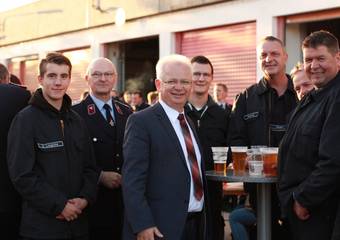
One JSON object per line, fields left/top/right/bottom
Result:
{"left": 91, "top": 71, "right": 116, "bottom": 79}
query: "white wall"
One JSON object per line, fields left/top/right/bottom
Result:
{"left": 0, "top": 0, "right": 338, "bottom": 80}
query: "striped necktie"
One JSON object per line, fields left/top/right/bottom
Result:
{"left": 177, "top": 113, "right": 203, "bottom": 200}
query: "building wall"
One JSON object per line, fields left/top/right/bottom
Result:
{"left": 0, "top": 0, "right": 339, "bottom": 97}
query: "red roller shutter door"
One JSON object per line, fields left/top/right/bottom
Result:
{"left": 178, "top": 22, "right": 257, "bottom": 104}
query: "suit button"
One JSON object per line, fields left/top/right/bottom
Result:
{"left": 116, "top": 153, "right": 120, "bottom": 157}
{"left": 117, "top": 167, "right": 120, "bottom": 171}
{"left": 92, "top": 137, "right": 97, "bottom": 142}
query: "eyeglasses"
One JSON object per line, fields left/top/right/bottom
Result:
{"left": 193, "top": 72, "right": 211, "bottom": 78}
{"left": 91, "top": 72, "right": 115, "bottom": 79}
{"left": 162, "top": 79, "right": 192, "bottom": 86}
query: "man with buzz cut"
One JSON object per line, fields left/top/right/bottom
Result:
{"left": 228, "top": 36, "right": 297, "bottom": 240}
{"left": 7, "top": 52, "right": 98, "bottom": 240}
{"left": 73, "top": 57, "right": 132, "bottom": 239}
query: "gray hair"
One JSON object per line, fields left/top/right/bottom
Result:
{"left": 156, "top": 54, "right": 192, "bottom": 80}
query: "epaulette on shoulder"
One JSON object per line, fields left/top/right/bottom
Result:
{"left": 114, "top": 99, "right": 132, "bottom": 110}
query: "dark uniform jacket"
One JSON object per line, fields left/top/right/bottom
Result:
{"left": 0, "top": 84, "right": 30, "bottom": 214}
{"left": 278, "top": 72, "right": 340, "bottom": 224}
{"left": 228, "top": 76, "right": 297, "bottom": 218}
{"left": 7, "top": 89, "right": 98, "bottom": 239}
{"left": 73, "top": 95, "right": 132, "bottom": 233}
{"left": 228, "top": 76, "right": 297, "bottom": 147}
{"left": 185, "top": 96, "right": 229, "bottom": 240}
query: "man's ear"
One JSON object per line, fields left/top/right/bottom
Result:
{"left": 155, "top": 79, "right": 161, "bottom": 91}
{"left": 38, "top": 75, "right": 43, "bottom": 85}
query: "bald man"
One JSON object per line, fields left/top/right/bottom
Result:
{"left": 73, "top": 58, "right": 132, "bottom": 239}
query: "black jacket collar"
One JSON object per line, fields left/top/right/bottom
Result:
{"left": 29, "top": 88, "right": 72, "bottom": 119}
{"left": 256, "top": 74, "right": 295, "bottom": 96}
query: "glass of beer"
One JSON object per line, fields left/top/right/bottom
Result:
{"left": 260, "top": 147, "right": 278, "bottom": 177}
{"left": 231, "top": 146, "right": 248, "bottom": 175}
{"left": 212, "top": 147, "right": 228, "bottom": 173}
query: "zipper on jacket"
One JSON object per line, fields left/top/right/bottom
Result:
{"left": 60, "top": 119, "right": 64, "bottom": 136}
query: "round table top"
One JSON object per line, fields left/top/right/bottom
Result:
{"left": 206, "top": 169, "right": 277, "bottom": 183}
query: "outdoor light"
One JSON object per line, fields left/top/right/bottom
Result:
{"left": 92, "top": 0, "right": 126, "bottom": 26}
{"left": 114, "top": 7, "right": 126, "bottom": 26}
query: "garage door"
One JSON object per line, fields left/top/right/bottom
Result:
{"left": 178, "top": 21, "right": 257, "bottom": 104}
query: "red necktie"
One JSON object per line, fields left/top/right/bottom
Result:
{"left": 177, "top": 113, "right": 203, "bottom": 200}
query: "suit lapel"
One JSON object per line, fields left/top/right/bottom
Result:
{"left": 152, "top": 103, "right": 187, "bottom": 167}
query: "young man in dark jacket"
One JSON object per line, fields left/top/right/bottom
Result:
{"left": 185, "top": 55, "right": 229, "bottom": 240}
{"left": 7, "top": 52, "right": 98, "bottom": 240}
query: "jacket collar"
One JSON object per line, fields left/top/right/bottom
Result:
{"left": 256, "top": 74, "right": 295, "bottom": 96}
{"left": 29, "top": 88, "right": 72, "bottom": 119}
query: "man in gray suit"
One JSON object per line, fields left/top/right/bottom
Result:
{"left": 122, "top": 54, "right": 210, "bottom": 240}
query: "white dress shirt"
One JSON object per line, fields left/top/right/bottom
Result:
{"left": 159, "top": 100, "right": 204, "bottom": 212}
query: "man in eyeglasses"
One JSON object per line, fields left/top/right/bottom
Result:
{"left": 122, "top": 54, "right": 210, "bottom": 240}
{"left": 73, "top": 57, "right": 132, "bottom": 239}
{"left": 184, "top": 55, "right": 230, "bottom": 240}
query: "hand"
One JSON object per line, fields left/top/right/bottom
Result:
{"left": 293, "top": 200, "right": 310, "bottom": 220}
{"left": 56, "top": 201, "right": 82, "bottom": 221}
{"left": 99, "top": 171, "right": 122, "bottom": 189}
{"left": 137, "top": 227, "right": 163, "bottom": 240}
{"left": 68, "top": 198, "right": 88, "bottom": 211}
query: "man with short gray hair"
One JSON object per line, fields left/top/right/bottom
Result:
{"left": 123, "top": 54, "right": 210, "bottom": 240}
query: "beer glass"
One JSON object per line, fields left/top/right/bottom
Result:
{"left": 247, "top": 148, "right": 263, "bottom": 176}
{"left": 260, "top": 147, "right": 278, "bottom": 176}
{"left": 212, "top": 147, "right": 228, "bottom": 173}
{"left": 231, "top": 146, "right": 248, "bottom": 175}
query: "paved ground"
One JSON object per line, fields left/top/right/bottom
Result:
{"left": 223, "top": 211, "right": 232, "bottom": 240}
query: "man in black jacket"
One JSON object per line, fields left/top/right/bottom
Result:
{"left": 7, "top": 52, "right": 98, "bottom": 240}
{"left": 73, "top": 57, "right": 132, "bottom": 239}
{"left": 279, "top": 30, "right": 340, "bottom": 240}
{"left": 185, "top": 55, "right": 229, "bottom": 240}
{"left": 228, "top": 36, "right": 297, "bottom": 240}
{"left": 0, "top": 80, "right": 30, "bottom": 239}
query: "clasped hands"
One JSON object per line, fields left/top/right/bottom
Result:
{"left": 56, "top": 198, "right": 88, "bottom": 222}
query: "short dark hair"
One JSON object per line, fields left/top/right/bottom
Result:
{"left": 260, "top": 36, "right": 285, "bottom": 48}
{"left": 216, "top": 83, "right": 228, "bottom": 92}
{"left": 10, "top": 74, "right": 21, "bottom": 85}
{"left": 191, "top": 55, "right": 214, "bottom": 75}
{"left": 132, "top": 90, "right": 143, "bottom": 98}
{"left": 0, "top": 63, "right": 9, "bottom": 83}
{"left": 39, "top": 52, "right": 72, "bottom": 77}
{"left": 302, "top": 30, "right": 339, "bottom": 55}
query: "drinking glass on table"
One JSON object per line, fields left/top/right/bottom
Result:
{"left": 212, "top": 147, "right": 228, "bottom": 173}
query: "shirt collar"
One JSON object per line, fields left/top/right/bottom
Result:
{"left": 90, "top": 93, "right": 113, "bottom": 111}
{"left": 159, "top": 100, "right": 184, "bottom": 124}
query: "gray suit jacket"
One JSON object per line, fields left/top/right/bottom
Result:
{"left": 122, "top": 103, "right": 210, "bottom": 240}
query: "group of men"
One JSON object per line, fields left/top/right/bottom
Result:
{"left": 0, "top": 29, "right": 339, "bottom": 240}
